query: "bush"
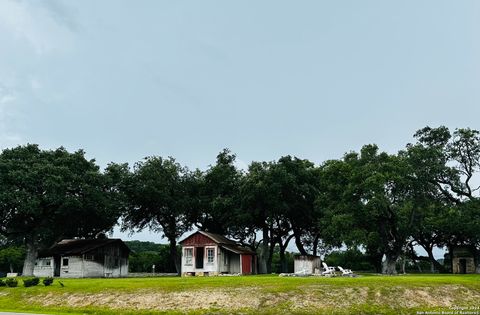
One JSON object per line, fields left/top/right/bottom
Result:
{"left": 5, "top": 277, "right": 18, "bottom": 287}
{"left": 0, "top": 279, "right": 5, "bottom": 286}
{"left": 43, "top": 277, "right": 54, "bottom": 286}
{"left": 23, "top": 277, "right": 40, "bottom": 287}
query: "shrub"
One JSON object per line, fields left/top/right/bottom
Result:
{"left": 5, "top": 277, "right": 18, "bottom": 287}
{"left": 0, "top": 279, "right": 6, "bottom": 286}
{"left": 43, "top": 277, "right": 54, "bottom": 286}
{"left": 23, "top": 277, "right": 40, "bottom": 287}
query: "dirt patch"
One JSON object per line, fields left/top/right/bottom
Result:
{"left": 374, "top": 285, "right": 480, "bottom": 308}
{"left": 27, "top": 285, "right": 480, "bottom": 312}
{"left": 30, "top": 288, "right": 266, "bottom": 311}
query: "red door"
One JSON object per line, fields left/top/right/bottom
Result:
{"left": 241, "top": 255, "right": 252, "bottom": 274}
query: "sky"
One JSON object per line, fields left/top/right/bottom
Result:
{"left": 1, "top": 0, "right": 479, "bottom": 249}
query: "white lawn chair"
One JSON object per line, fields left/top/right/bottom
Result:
{"left": 322, "top": 262, "right": 336, "bottom": 276}
{"left": 337, "top": 266, "right": 354, "bottom": 276}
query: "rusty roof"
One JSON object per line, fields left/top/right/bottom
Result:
{"left": 180, "top": 230, "right": 256, "bottom": 255}
{"left": 38, "top": 238, "right": 130, "bottom": 257}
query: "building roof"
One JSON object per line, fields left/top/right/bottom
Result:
{"left": 38, "top": 238, "right": 130, "bottom": 258}
{"left": 180, "top": 230, "right": 256, "bottom": 255}
{"left": 220, "top": 243, "right": 256, "bottom": 255}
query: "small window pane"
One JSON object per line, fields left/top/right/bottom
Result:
{"left": 63, "top": 258, "right": 69, "bottom": 266}
{"left": 185, "top": 248, "right": 193, "bottom": 265}
{"left": 207, "top": 248, "right": 214, "bottom": 263}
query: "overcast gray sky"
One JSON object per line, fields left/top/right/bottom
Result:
{"left": 1, "top": 1, "right": 479, "bottom": 246}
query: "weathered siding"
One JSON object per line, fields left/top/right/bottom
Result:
{"left": 34, "top": 243, "right": 129, "bottom": 278}
{"left": 229, "top": 253, "right": 241, "bottom": 274}
{"left": 294, "top": 255, "right": 321, "bottom": 274}
{"left": 33, "top": 258, "right": 54, "bottom": 277}
{"left": 181, "top": 234, "right": 217, "bottom": 246}
{"left": 181, "top": 245, "right": 219, "bottom": 275}
{"left": 452, "top": 257, "right": 476, "bottom": 274}
{"left": 59, "top": 256, "right": 84, "bottom": 278}
{"left": 219, "top": 248, "right": 229, "bottom": 273}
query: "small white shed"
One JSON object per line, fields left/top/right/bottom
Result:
{"left": 294, "top": 255, "right": 321, "bottom": 274}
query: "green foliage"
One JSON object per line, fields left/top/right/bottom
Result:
{"left": 122, "top": 156, "right": 196, "bottom": 273}
{"left": 0, "top": 125, "right": 479, "bottom": 278}
{"left": 271, "top": 251, "right": 295, "bottom": 273}
{"left": 0, "top": 145, "right": 125, "bottom": 275}
{"left": 324, "top": 248, "right": 375, "bottom": 271}
{"left": 0, "top": 246, "right": 25, "bottom": 273}
{"left": 0, "top": 275, "right": 480, "bottom": 314}
{"left": 5, "top": 277, "right": 17, "bottom": 287}
{"left": 0, "top": 279, "right": 5, "bottom": 286}
{"left": 42, "top": 277, "right": 54, "bottom": 286}
{"left": 126, "top": 241, "right": 179, "bottom": 273}
{"left": 196, "top": 149, "right": 244, "bottom": 236}
{"left": 22, "top": 277, "right": 40, "bottom": 287}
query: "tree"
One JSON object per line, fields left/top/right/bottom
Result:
{"left": 240, "top": 161, "right": 278, "bottom": 274}
{"left": 240, "top": 156, "right": 320, "bottom": 273}
{"left": 122, "top": 156, "right": 194, "bottom": 274}
{"left": 194, "top": 149, "right": 244, "bottom": 236}
{"left": 0, "top": 246, "right": 25, "bottom": 273}
{"left": 320, "top": 145, "right": 418, "bottom": 274}
{"left": 407, "top": 126, "right": 480, "bottom": 271}
{"left": 0, "top": 145, "right": 124, "bottom": 276}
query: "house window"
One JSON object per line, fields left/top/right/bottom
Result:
{"left": 62, "top": 258, "right": 69, "bottom": 267}
{"left": 185, "top": 248, "right": 193, "bottom": 265}
{"left": 45, "top": 259, "right": 51, "bottom": 266}
{"left": 207, "top": 248, "right": 215, "bottom": 264}
{"left": 114, "top": 258, "right": 119, "bottom": 267}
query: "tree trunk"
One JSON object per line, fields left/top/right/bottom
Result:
{"left": 312, "top": 235, "right": 319, "bottom": 257}
{"left": 168, "top": 237, "right": 180, "bottom": 275}
{"left": 267, "top": 237, "right": 275, "bottom": 274}
{"left": 367, "top": 250, "right": 384, "bottom": 273}
{"left": 258, "top": 228, "right": 269, "bottom": 274}
{"left": 294, "top": 232, "right": 307, "bottom": 255}
{"left": 414, "top": 259, "right": 422, "bottom": 273}
{"left": 22, "top": 239, "right": 38, "bottom": 276}
{"left": 401, "top": 257, "right": 406, "bottom": 274}
{"left": 382, "top": 254, "right": 398, "bottom": 275}
{"left": 9, "top": 263, "right": 13, "bottom": 273}
{"left": 279, "top": 248, "right": 287, "bottom": 273}
{"left": 424, "top": 246, "right": 445, "bottom": 273}
{"left": 279, "top": 234, "right": 294, "bottom": 273}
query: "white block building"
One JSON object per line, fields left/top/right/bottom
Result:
{"left": 34, "top": 238, "right": 130, "bottom": 278}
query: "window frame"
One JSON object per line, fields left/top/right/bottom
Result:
{"left": 184, "top": 248, "right": 193, "bottom": 265}
{"left": 206, "top": 247, "right": 215, "bottom": 264}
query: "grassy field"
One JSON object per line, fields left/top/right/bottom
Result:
{"left": 1, "top": 274, "right": 480, "bottom": 314}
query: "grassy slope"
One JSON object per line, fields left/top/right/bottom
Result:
{"left": 0, "top": 274, "right": 479, "bottom": 314}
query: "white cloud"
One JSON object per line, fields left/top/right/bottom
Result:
{"left": 0, "top": 0, "right": 75, "bottom": 55}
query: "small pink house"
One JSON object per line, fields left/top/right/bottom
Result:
{"left": 180, "top": 231, "right": 256, "bottom": 276}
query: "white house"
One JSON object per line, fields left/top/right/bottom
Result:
{"left": 180, "top": 230, "right": 256, "bottom": 276}
{"left": 34, "top": 238, "right": 130, "bottom": 278}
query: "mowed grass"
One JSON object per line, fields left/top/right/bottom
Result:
{"left": 1, "top": 274, "right": 480, "bottom": 314}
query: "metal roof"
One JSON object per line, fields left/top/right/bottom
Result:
{"left": 38, "top": 238, "right": 130, "bottom": 257}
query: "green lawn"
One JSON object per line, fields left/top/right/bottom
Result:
{"left": 1, "top": 274, "right": 479, "bottom": 314}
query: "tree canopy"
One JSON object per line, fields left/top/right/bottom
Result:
{"left": 2, "top": 126, "right": 480, "bottom": 275}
